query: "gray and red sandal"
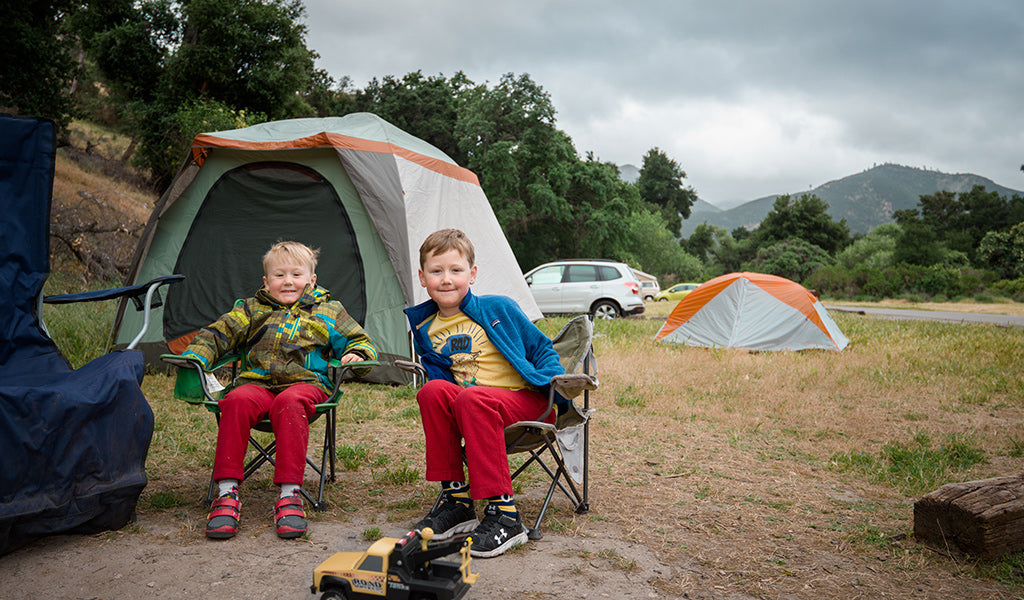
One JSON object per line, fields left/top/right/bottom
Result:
{"left": 274, "top": 493, "right": 307, "bottom": 539}
{"left": 206, "top": 492, "right": 241, "bottom": 539}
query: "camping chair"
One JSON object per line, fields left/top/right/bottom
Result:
{"left": 0, "top": 114, "right": 184, "bottom": 555}
{"left": 161, "top": 353, "right": 378, "bottom": 511}
{"left": 398, "top": 314, "right": 598, "bottom": 540}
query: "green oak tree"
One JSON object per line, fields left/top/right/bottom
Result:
{"left": 637, "top": 148, "right": 698, "bottom": 236}
{"left": 754, "top": 194, "right": 850, "bottom": 255}
{"left": 1, "top": 1, "right": 79, "bottom": 129}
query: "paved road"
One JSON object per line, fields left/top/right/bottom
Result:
{"left": 826, "top": 305, "right": 1024, "bottom": 327}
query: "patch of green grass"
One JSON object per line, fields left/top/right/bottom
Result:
{"left": 396, "top": 406, "right": 420, "bottom": 420}
{"left": 377, "top": 460, "right": 420, "bottom": 485}
{"left": 336, "top": 442, "right": 371, "bottom": 471}
{"left": 830, "top": 430, "right": 986, "bottom": 496}
{"left": 614, "top": 384, "right": 646, "bottom": 409}
{"left": 40, "top": 273, "right": 122, "bottom": 368}
{"left": 362, "top": 527, "right": 382, "bottom": 541}
{"left": 387, "top": 385, "right": 418, "bottom": 402}
{"left": 338, "top": 391, "right": 381, "bottom": 421}
{"left": 147, "top": 491, "right": 188, "bottom": 510}
{"left": 743, "top": 495, "right": 794, "bottom": 511}
{"left": 386, "top": 497, "right": 421, "bottom": 512}
{"left": 974, "top": 551, "right": 1024, "bottom": 588}
{"left": 598, "top": 548, "right": 638, "bottom": 571}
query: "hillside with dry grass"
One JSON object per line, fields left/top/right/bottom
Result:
{"left": 47, "top": 122, "right": 158, "bottom": 284}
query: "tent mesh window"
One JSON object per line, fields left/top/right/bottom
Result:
{"left": 166, "top": 162, "right": 366, "bottom": 339}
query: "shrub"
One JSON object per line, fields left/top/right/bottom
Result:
{"left": 913, "top": 265, "right": 962, "bottom": 296}
{"left": 990, "top": 277, "right": 1024, "bottom": 301}
{"left": 864, "top": 265, "right": 908, "bottom": 298}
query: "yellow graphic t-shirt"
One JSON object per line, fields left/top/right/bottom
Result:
{"left": 427, "top": 312, "right": 531, "bottom": 390}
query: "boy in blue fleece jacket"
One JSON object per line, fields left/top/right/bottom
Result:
{"left": 405, "top": 229, "right": 565, "bottom": 558}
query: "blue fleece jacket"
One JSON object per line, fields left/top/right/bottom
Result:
{"left": 404, "top": 289, "right": 567, "bottom": 410}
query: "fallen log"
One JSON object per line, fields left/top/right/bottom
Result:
{"left": 913, "top": 474, "right": 1024, "bottom": 559}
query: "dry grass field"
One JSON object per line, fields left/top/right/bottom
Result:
{"left": 109, "top": 302, "right": 1021, "bottom": 600}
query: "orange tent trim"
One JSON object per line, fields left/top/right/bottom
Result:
{"left": 190, "top": 132, "right": 480, "bottom": 186}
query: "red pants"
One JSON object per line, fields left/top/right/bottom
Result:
{"left": 417, "top": 379, "right": 553, "bottom": 499}
{"left": 213, "top": 383, "right": 324, "bottom": 485}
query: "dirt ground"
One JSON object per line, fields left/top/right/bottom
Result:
{"left": 0, "top": 512, "right": 716, "bottom": 600}
{"left": 0, "top": 434, "right": 1017, "bottom": 600}
{"left": 0, "top": 488, "right": 1015, "bottom": 600}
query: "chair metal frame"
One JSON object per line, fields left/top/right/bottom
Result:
{"left": 42, "top": 275, "right": 185, "bottom": 349}
{"left": 162, "top": 354, "right": 377, "bottom": 511}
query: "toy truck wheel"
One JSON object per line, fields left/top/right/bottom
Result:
{"left": 320, "top": 590, "right": 347, "bottom": 600}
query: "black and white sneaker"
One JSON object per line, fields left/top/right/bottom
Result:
{"left": 469, "top": 504, "right": 528, "bottom": 558}
{"left": 414, "top": 500, "right": 478, "bottom": 541}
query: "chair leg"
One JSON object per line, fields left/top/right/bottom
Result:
{"left": 204, "top": 409, "right": 338, "bottom": 512}
{"left": 243, "top": 437, "right": 276, "bottom": 480}
{"left": 511, "top": 436, "right": 590, "bottom": 540}
{"left": 305, "top": 409, "right": 335, "bottom": 512}
{"left": 206, "top": 471, "right": 217, "bottom": 505}
{"left": 327, "top": 408, "right": 337, "bottom": 483}
{"left": 204, "top": 436, "right": 275, "bottom": 505}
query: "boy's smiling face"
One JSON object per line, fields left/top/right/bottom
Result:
{"left": 419, "top": 248, "right": 476, "bottom": 317}
{"left": 263, "top": 259, "right": 316, "bottom": 306}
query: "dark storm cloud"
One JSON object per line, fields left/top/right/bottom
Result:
{"left": 303, "top": 1, "right": 1024, "bottom": 205}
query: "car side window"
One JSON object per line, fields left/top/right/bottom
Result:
{"left": 565, "top": 265, "right": 600, "bottom": 283}
{"left": 597, "top": 266, "right": 621, "bottom": 281}
{"left": 530, "top": 265, "right": 564, "bottom": 285}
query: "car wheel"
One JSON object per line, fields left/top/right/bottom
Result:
{"left": 320, "top": 590, "right": 347, "bottom": 600}
{"left": 657, "top": 297, "right": 667, "bottom": 302}
{"left": 591, "top": 301, "right": 620, "bottom": 320}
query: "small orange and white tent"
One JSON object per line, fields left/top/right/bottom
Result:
{"left": 654, "top": 272, "right": 849, "bottom": 351}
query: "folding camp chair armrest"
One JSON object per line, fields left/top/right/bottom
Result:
{"left": 331, "top": 359, "right": 379, "bottom": 375}
{"left": 160, "top": 353, "right": 224, "bottom": 404}
{"left": 329, "top": 359, "right": 379, "bottom": 386}
{"left": 505, "top": 420, "right": 556, "bottom": 433}
{"left": 551, "top": 373, "right": 598, "bottom": 389}
{"left": 43, "top": 274, "right": 185, "bottom": 305}
{"left": 45, "top": 275, "right": 185, "bottom": 350}
{"left": 161, "top": 352, "right": 239, "bottom": 370}
{"left": 551, "top": 373, "right": 599, "bottom": 399}
{"left": 394, "top": 359, "right": 426, "bottom": 377}
{"left": 159, "top": 354, "right": 197, "bottom": 369}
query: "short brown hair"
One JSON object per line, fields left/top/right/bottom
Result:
{"left": 418, "top": 229, "right": 475, "bottom": 267}
{"left": 263, "top": 241, "right": 319, "bottom": 274}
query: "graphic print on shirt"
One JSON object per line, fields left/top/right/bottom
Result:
{"left": 431, "top": 321, "right": 486, "bottom": 386}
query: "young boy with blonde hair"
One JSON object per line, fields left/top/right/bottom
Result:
{"left": 404, "top": 229, "right": 566, "bottom": 557}
{"left": 182, "top": 241, "right": 377, "bottom": 540}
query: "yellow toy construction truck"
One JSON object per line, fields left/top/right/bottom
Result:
{"left": 311, "top": 528, "right": 478, "bottom": 600}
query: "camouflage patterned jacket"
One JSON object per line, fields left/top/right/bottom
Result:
{"left": 182, "top": 285, "right": 377, "bottom": 394}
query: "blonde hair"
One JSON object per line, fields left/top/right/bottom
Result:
{"left": 418, "top": 228, "right": 475, "bottom": 267}
{"left": 263, "top": 241, "right": 319, "bottom": 274}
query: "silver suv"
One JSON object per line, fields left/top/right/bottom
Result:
{"left": 523, "top": 259, "right": 645, "bottom": 319}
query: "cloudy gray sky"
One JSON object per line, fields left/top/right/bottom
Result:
{"left": 302, "top": 0, "right": 1024, "bottom": 208}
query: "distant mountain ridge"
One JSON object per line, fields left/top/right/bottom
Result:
{"left": 617, "top": 163, "right": 722, "bottom": 215}
{"left": 672, "top": 164, "right": 1024, "bottom": 237}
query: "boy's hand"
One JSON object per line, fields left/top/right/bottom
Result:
{"left": 339, "top": 352, "right": 365, "bottom": 364}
